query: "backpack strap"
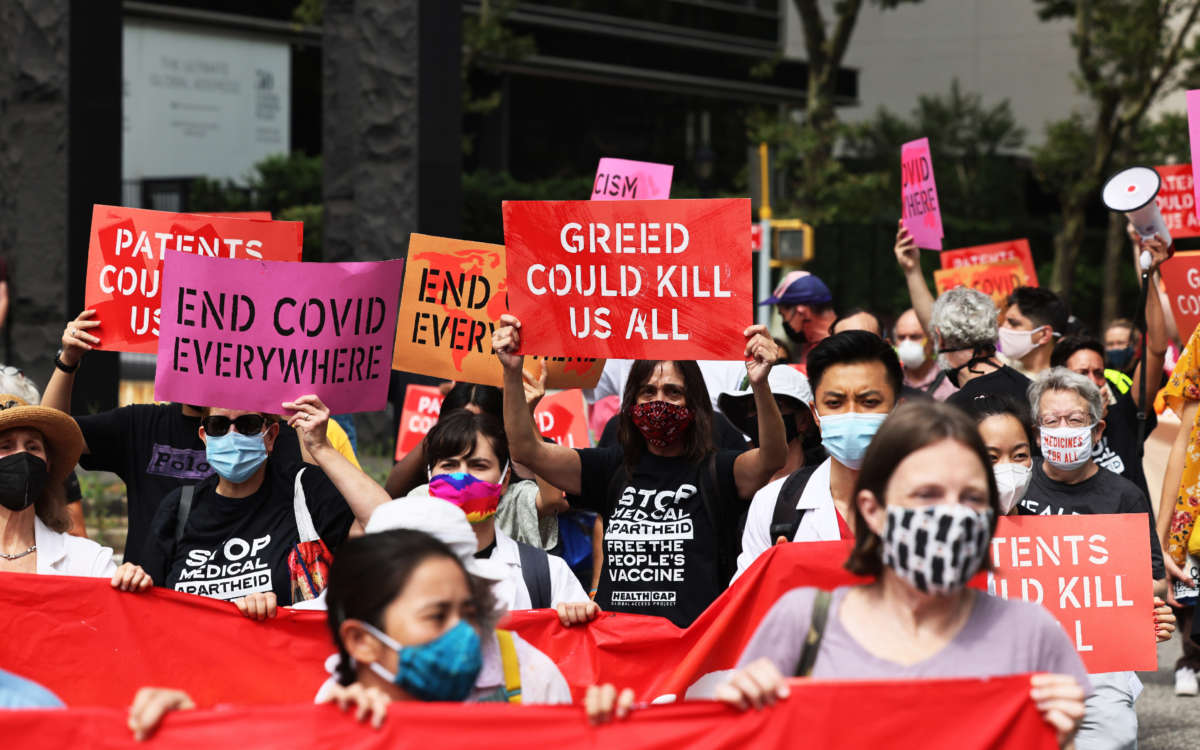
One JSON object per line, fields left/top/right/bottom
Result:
{"left": 292, "top": 468, "right": 319, "bottom": 542}
{"left": 794, "top": 589, "right": 832, "bottom": 677}
{"left": 516, "top": 540, "right": 552, "bottom": 610}
{"left": 494, "top": 629, "right": 523, "bottom": 704}
{"left": 770, "top": 465, "right": 819, "bottom": 542}
{"left": 174, "top": 485, "right": 196, "bottom": 544}
{"left": 922, "top": 369, "right": 948, "bottom": 395}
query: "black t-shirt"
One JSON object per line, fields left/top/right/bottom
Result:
{"left": 1018, "top": 459, "right": 1164, "bottom": 580}
{"left": 946, "top": 365, "right": 1031, "bottom": 409}
{"left": 575, "top": 446, "right": 743, "bottom": 627}
{"left": 142, "top": 463, "right": 353, "bottom": 605}
{"left": 1093, "top": 388, "right": 1157, "bottom": 499}
{"left": 76, "top": 404, "right": 302, "bottom": 566}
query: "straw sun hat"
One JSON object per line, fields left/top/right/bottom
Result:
{"left": 0, "top": 394, "right": 84, "bottom": 486}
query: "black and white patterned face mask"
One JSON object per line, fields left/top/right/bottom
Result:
{"left": 881, "top": 505, "right": 994, "bottom": 595}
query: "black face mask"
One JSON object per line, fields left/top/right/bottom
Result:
{"left": 1105, "top": 346, "right": 1135, "bottom": 371}
{"left": 781, "top": 318, "right": 807, "bottom": 345}
{"left": 744, "top": 414, "right": 803, "bottom": 447}
{"left": 0, "top": 452, "right": 48, "bottom": 512}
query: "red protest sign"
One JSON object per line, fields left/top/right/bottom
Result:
{"left": 933, "top": 259, "right": 1031, "bottom": 309}
{"left": 84, "top": 205, "right": 303, "bottom": 353}
{"left": 1157, "top": 250, "right": 1200, "bottom": 351}
{"left": 502, "top": 199, "right": 752, "bottom": 360}
{"left": 534, "top": 389, "right": 590, "bottom": 448}
{"left": 1154, "top": 164, "right": 1200, "bottom": 239}
{"left": 940, "top": 239, "right": 1038, "bottom": 286}
{"left": 988, "top": 514, "right": 1156, "bottom": 673}
{"left": 394, "top": 384, "right": 443, "bottom": 460}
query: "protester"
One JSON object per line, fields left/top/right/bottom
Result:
{"left": 893, "top": 308, "right": 957, "bottom": 400}
{"left": 830, "top": 308, "right": 883, "bottom": 338}
{"left": 404, "top": 409, "right": 588, "bottom": 609}
{"left": 1104, "top": 318, "right": 1138, "bottom": 375}
{"left": 962, "top": 394, "right": 1034, "bottom": 515}
{"left": 493, "top": 314, "right": 785, "bottom": 627}
{"left": 140, "top": 395, "right": 389, "bottom": 616}
{"left": 0, "top": 395, "right": 151, "bottom": 589}
{"left": 584, "top": 358, "right": 751, "bottom": 414}
{"left": 716, "top": 365, "right": 816, "bottom": 475}
{"left": 758, "top": 270, "right": 836, "bottom": 366}
{"left": 999, "top": 287, "right": 1069, "bottom": 377}
{"left": 1157, "top": 320, "right": 1200, "bottom": 697}
{"left": 43, "top": 310, "right": 310, "bottom": 565}
{"left": 713, "top": 401, "right": 1089, "bottom": 748}
{"left": 126, "top": 530, "right": 624, "bottom": 741}
{"left": 1021, "top": 367, "right": 1167, "bottom": 749}
{"left": 735, "top": 331, "right": 901, "bottom": 579}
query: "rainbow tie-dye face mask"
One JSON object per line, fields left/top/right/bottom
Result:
{"left": 428, "top": 466, "right": 507, "bottom": 523}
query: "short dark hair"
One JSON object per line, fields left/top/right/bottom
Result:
{"left": 441, "top": 383, "right": 502, "bottom": 421}
{"left": 1050, "top": 335, "right": 1104, "bottom": 369}
{"left": 325, "top": 529, "right": 496, "bottom": 685}
{"left": 962, "top": 393, "right": 1036, "bottom": 449}
{"left": 806, "top": 330, "right": 903, "bottom": 403}
{"left": 618, "top": 360, "right": 714, "bottom": 470}
{"left": 831, "top": 308, "right": 884, "bottom": 337}
{"left": 1007, "top": 286, "right": 1068, "bottom": 334}
{"left": 423, "top": 409, "right": 509, "bottom": 474}
{"left": 845, "top": 401, "right": 1000, "bottom": 577}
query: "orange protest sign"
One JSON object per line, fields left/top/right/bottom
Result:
{"left": 1159, "top": 250, "right": 1200, "bottom": 341}
{"left": 392, "top": 234, "right": 604, "bottom": 388}
{"left": 989, "top": 514, "right": 1156, "bottom": 673}
{"left": 933, "top": 258, "right": 1030, "bottom": 308}
{"left": 534, "top": 389, "right": 590, "bottom": 448}
{"left": 394, "top": 384, "right": 443, "bottom": 460}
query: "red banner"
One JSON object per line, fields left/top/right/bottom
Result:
{"left": 1159, "top": 250, "right": 1200, "bottom": 343}
{"left": 393, "top": 384, "right": 444, "bottom": 460}
{"left": 0, "top": 676, "right": 1053, "bottom": 749}
{"left": 939, "top": 239, "right": 1038, "bottom": 285}
{"left": 534, "top": 389, "right": 590, "bottom": 448}
{"left": 502, "top": 199, "right": 752, "bottom": 360}
{"left": 84, "top": 205, "right": 303, "bottom": 353}
{"left": 1155, "top": 164, "right": 1200, "bottom": 239}
{"left": 0, "top": 518, "right": 1150, "bottom": 711}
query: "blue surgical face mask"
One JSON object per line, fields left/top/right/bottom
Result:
{"left": 360, "top": 620, "right": 482, "bottom": 702}
{"left": 205, "top": 431, "right": 269, "bottom": 483}
{"left": 818, "top": 412, "right": 888, "bottom": 470}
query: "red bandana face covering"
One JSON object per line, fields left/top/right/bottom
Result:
{"left": 630, "top": 400, "right": 695, "bottom": 448}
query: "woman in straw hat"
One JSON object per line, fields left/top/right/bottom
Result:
{"left": 0, "top": 394, "right": 151, "bottom": 589}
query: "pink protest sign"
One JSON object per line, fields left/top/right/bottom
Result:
{"left": 1187, "top": 90, "right": 1200, "bottom": 223}
{"left": 154, "top": 253, "right": 405, "bottom": 415}
{"left": 592, "top": 158, "right": 674, "bottom": 201}
{"left": 901, "top": 137, "right": 944, "bottom": 250}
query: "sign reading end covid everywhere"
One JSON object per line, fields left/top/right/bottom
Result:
{"left": 502, "top": 199, "right": 752, "bottom": 360}
{"left": 154, "top": 254, "right": 404, "bottom": 415}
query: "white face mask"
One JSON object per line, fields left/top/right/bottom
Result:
{"left": 992, "top": 463, "right": 1031, "bottom": 514}
{"left": 997, "top": 326, "right": 1045, "bottom": 360}
{"left": 1040, "top": 425, "right": 1093, "bottom": 471}
{"left": 896, "top": 339, "right": 927, "bottom": 369}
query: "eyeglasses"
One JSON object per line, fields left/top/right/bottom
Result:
{"left": 202, "top": 414, "right": 267, "bottom": 436}
{"left": 1038, "top": 413, "right": 1092, "bottom": 429}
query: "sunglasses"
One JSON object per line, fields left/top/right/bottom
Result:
{"left": 202, "top": 414, "right": 267, "bottom": 437}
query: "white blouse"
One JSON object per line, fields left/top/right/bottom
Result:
{"left": 33, "top": 515, "right": 118, "bottom": 577}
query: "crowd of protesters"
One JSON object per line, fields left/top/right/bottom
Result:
{"left": 1, "top": 215, "right": 1197, "bottom": 750}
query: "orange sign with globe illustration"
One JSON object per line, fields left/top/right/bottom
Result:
{"left": 393, "top": 233, "right": 603, "bottom": 388}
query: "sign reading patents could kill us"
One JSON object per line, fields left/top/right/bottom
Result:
{"left": 502, "top": 199, "right": 751, "bottom": 360}
{"left": 154, "top": 253, "right": 404, "bottom": 415}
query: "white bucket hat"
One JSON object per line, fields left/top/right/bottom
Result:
{"left": 366, "top": 497, "right": 508, "bottom": 582}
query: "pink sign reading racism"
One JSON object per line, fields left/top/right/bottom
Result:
{"left": 154, "top": 253, "right": 405, "bottom": 415}
{"left": 901, "top": 137, "right": 944, "bottom": 250}
{"left": 592, "top": 158, "right": 674, "bottom": 201}
{"left": 1187, "top": 90, "right": 1200, "bottom": 224}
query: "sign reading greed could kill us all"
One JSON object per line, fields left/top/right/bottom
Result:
{"left": 502, "top": 199, "right": 751, "bottom": 360}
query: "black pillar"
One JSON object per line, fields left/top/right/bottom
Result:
{"left": 416, "top": 0, "right": 462, "bottom": 238}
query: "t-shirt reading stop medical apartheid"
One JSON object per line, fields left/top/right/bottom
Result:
{"left": 141, "top": 463, "right": 353, "bottom": 604}
{"left": 1018, "top": 459, "right": 1165, "bottom": 580}
{"left": 575, "top": 446, "right": 743, "bottom": 627}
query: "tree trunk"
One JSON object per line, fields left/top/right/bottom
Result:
{"left": 1050, "top": 193, "right": 1089, "bottom": 296}
{"left": 1100, "top": 210, "right": 1126, "bottom": 328}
